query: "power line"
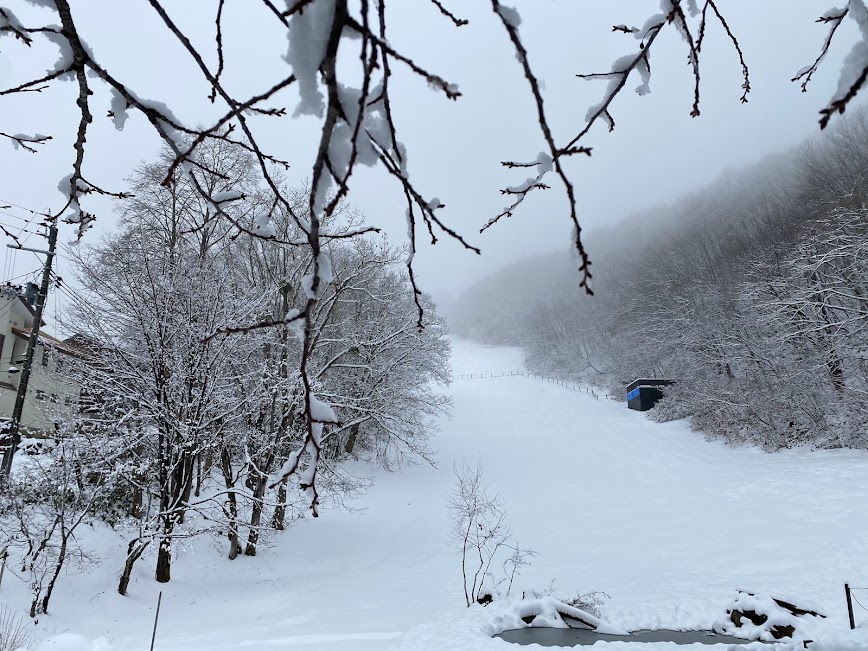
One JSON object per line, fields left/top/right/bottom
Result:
{"left": 51, "top": 275, "right": 87, "bottom": 307}
{"left": 4, "top": 268, "right": 42, "bottom": 285}
{"left": 0, "top": 218, "right": 46, "bottom": 237}
{"left": 0, "top": 206, "right": 51, "bottom": 243}
{"left": 0, "top": 197, "right": 51, "bottom": 218}
{"left": 0, "top": 209, "right": 37, "bottom": 224}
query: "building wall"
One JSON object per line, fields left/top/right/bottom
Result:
{"left": 0, "top": 287, "right": 81, "bottom": 435}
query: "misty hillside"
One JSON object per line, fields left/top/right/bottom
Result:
{"left": 449, "top": 108, "right": 868, "bottom": 450}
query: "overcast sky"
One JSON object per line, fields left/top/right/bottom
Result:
{"left": 0, "top": 1, "right": 862, "bottom": 325}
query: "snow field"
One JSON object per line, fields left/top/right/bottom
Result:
{"left": 4, "top": 338, "right": 868, "bottom": 650}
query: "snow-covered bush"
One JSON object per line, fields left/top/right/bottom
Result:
{"left": 484, "top": 596, "right": 626, "bottom": 635}
{"left": 0, "top": 434, "right": 106, "bottom": 617}
{"left": 714, "top": 591, "right": 825, "bottom": 643}
{"left": 527, "top": 583, "right": 611, "bottom": 619}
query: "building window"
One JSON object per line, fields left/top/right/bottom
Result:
{"left": 49, "top": 393, "right": 58, "bottom": 404}
{"left": 42, "top": 346, "right": 50, "bottom": 367}
{"left": 35, "top": 389, "right": 46, "bottom": 401}
{"left": 64, "top": 396, "right": 73, "bottom": 406}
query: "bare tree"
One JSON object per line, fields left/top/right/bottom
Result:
{"left": 446, "top": 461, "right": 533, "bottom": 606}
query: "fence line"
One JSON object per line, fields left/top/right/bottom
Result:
{"left": 452, "top": 370, "right": 601, "bottom": 400}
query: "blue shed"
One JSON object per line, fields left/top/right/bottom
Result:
{"left": 626, "top": 378, "right": 674, "bottom": 411}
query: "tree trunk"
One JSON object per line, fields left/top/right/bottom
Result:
{"left": 344, "top": 424, "right": 358, "bottom": 454}
{"left": 194, "top": 451, "right": 202, "bottom": 497}
{"left": 272, "top": 481, "right": 287, "bottom": 531}
{"left": 220, "top": 447, "right": 241, "bottom": 561}
{"left": 155, "top": 539, "right": 171, "bottom": 583}
{"left": 219, "top": 448, "right": 242, "bottom": 559}
{"left": 155, "top": 513, "right": 173, "bottom": 583}
{"left": 118, "top": 538, "right": 150, "bottom": 596}
{"left": 177, "top": 452, "right": 195, "bottom": 525}
{"left": 245, "top": 476, "right": 267, "bottom": 556}
{"left": 40, "top": 534, "right": 68, "bottom": 614}
{"left": 227, "top": 501, "right": 241, "bottom": 560}
{"left": 130, "top": 486, "right": 144, "bottom": 519}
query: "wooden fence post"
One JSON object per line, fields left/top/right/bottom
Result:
{"left": 846, "top": 584, "right": 856, "bottom": 630}
{"left": 150, "top": 591, "right": 163, "bottom": 651}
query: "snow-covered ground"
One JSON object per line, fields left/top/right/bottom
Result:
{"left": 4, "top": 339, "right": 868, "bottom": 650}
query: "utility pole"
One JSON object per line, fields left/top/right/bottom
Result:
{"left": 0, "top": 218, "right": 58, "bottom": 478}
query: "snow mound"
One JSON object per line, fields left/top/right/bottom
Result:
{"left": 35, "top": 635, "right": 113, "bottom": 651}
{"left": 714, "top": 591, "right": 824, "bottom": 643}
{"left": 809, "top": 626, "right": 868, "bottom": 651}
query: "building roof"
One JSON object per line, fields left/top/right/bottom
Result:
{"left": 11, "top": 326, "right": 81, "bottom": 355}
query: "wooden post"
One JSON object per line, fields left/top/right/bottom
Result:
{"left": 0, "top": 548, "right": 6, "bottom": 590}
{"left": 846, "top": 583, "right": 855, "bottom": 630}
{"left": 150, "top": 591, "right": 163, "bottom": 651}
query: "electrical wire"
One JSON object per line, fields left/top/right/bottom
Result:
{"left": 0, "top": 218, "right": 45, "bottom": 237}
{"left": 0, "top": 202, "right": 52, "bottom": 269}
{"left": 4, "top": 268, "right": 41, "bottom": 285}
{"left": 0, "top": 209, "right": 38, "bottom": 224}
{"left": 52, "top": 276, "right": 86, "bottom": 308}
{"left": 0, "top": 197, "right": 51, "bottom": 218}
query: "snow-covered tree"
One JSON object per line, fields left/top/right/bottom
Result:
{"left": 46, "top": 139, "right": 449, "bottom": 595}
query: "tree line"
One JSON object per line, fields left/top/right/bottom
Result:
{"left": 451, "top": 108, "right": 868, "bottom": 451}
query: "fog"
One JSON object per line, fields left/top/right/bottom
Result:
{"left": 0, "top": 1, "right": 861, "bottom": 320}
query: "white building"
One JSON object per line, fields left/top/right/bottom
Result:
{"left": 0, "top": 283, "right": 80, "bottom": 434}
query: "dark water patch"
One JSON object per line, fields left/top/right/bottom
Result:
{"left": 497, "top": 627, "right": 761, "bottom": 646}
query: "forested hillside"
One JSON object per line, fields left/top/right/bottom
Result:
{"left": 450, "top": 109, "right": 868, "bottom": 450}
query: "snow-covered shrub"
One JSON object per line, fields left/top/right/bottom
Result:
{"left": 0, "top": 437, "right": 105, "bottom": 618}
{"left": 484, "top": 596, "right": 626, "bottom": 635}
{"left": 558, "top": 590, "right": 611, "bottom": 618}
{"left": 527, "top": 582, "right": 610, "bottom": 618}
{"left": 714, "top": 591, "right": 825, "bottom": 643}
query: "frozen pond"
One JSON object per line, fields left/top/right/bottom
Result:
{"left": 497, "top": 628, "right": 762, "bottom": 646}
